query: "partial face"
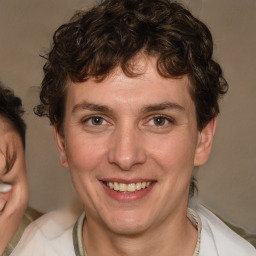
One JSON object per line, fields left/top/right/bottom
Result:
{"left": 55, "top": 57, "right": 215, "bottom": 236}
{"left": 0, "top": 117, "right": 28, "bottom": 253}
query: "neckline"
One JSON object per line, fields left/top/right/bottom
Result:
{"left": 73, "top": 208, "right": 201, "bottom": 256}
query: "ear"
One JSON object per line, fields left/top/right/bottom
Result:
{"left": 54, "top": 125, "right": 69, "bottom": 168}
{"left": 194, "top": 118, "right": 216, "bottom": 166}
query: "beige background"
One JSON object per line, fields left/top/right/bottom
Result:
{"left": 0, "top": 0, "right": 255, "bottom": 233}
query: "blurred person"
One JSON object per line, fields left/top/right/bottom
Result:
{"left": 0, "top": 82, "right": 41, "bottom": 256}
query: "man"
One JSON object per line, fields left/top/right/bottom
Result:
{"left": 0, "top": 82, "right": 41, "bottom": 256}
{"left": 12, "top": 0, "right": 256, "bottom": 255}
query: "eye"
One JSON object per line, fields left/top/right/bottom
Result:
{"left": 147, "top": 115, "right": 173, "bottom": 127}
{"left": 85, "top": 116, "right": 106, "bottom": 126}
{"left": 152, "top": 116, "right": 167, "bottom": 126}
{"left": 81, "top": 114, "right": 112, "bottom": 133}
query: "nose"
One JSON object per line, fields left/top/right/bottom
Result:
{"left": 107, "top": 126, "right": 147, "bottom": 171}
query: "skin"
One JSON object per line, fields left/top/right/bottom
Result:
{"left": 0, "top": 116, "right": 28, "bottom": 254}
{"left": 55, "top": 57, "right": 216, "bottom": 256}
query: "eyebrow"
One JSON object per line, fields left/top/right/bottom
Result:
{"left": 72, "top": 101, "right": 185, "bottom": 115}
{"left": 141, "top": 102, "right": 185, "bottom": 113}
{"left": 72, "top": 102, "right": 113, "bottom": 114}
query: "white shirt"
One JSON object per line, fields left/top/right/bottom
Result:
{"left": 11, "top": 203, "right": 255, "bottom": 256}
{"left": 193, "top": 202, "right": 256, "bottom": 256}
{"left": 11, "top": 209, "right": 77, "bottom": 256}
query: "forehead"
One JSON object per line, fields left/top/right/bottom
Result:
{"left": 65, "top": 57, "right": 195, "bottom": 112}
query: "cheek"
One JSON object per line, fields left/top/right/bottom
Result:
{"left": 15, "top": 161, "right": 29, "bottom": 204}
{"left": 151, "top": 135, "right": 195, "bottom": 164}
{"left": 66, "top": 136, "right": 107, "bottom": 175}
{"left": 149, "top": 133, "right": 197, "bottom": 172}
{"left": 0, "top": 154, "right": 5, "bottom": 175}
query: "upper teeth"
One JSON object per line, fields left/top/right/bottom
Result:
{"left": 106, "top": 181, "right": 152, "bottom": 192}
{"left": 0, "top": 183, "right": 12, "bottom": 193}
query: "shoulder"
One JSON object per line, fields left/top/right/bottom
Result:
{"left": 3, "top": 207, "right": 42, "bottom": 256}
{"left": 10, "top": 208, "right": 79, "bottom": 256}
{"left": 191, "top": 201, "right": 256, "bottom": 256}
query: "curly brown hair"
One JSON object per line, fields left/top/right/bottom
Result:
{"left": 0, "top": 81, "right": 26, "bottom": 148}
{"left": 35, "top": 0, "right": 228, "bottom": 196}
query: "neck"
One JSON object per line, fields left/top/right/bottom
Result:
{"left": 82, "top": 210, "right": 198, "bottom": 256}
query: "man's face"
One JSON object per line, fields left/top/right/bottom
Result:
{"left": 56, "top": 57, "right": 214, "bottom": 235}
{"left": 0, "top": 117, "right": 28, "bottom": 252}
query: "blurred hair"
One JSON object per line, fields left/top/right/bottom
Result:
{"left": 0, "top": 81, "right": 26, "bottom": 148}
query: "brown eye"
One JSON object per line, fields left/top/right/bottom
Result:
{"left": 90, "top": 116, "right": 104, "bottom": 125}
{"left": 153, "top": 117, "right": 167, "bottom": 126}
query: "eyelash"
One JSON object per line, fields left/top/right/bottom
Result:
{"left": 82, "top": 114, "right": 174, "bottom": 128}
{"left": 82, "top": 115, "right": 109, "bottom": 126}
{"left": 146, "top": 115, "right": 174, "bottom": 127}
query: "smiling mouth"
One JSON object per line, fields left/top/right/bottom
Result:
{"left": 103, "top": 181, "right": 153, "bottom": 193}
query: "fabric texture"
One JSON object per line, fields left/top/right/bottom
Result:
{"left": 216, "top": 213, "right": 256, "bottom": 248}
{"left": 10, "top": 208, "right": 78, "bottom": 256}
{"left": 10, "top": 203, "right": 256, "bottom": 256}
{"left": 2, "top": 207, "right": 42, "bottom": 256}
{"left": 72, "top": 209, "right": 201, "bottom": 256}
{"left": 190, "top": 201, "right": 256, "bottom": 256}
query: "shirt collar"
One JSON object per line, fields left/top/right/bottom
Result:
{"left": 73, "top": 208, "right": 202, "bottom": 256}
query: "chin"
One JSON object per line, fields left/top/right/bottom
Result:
{"left": 110, "top": 223, "right": 149, "bottom": 236}
{"left": 103, "top": 211, "right": 153, "bottom": 236}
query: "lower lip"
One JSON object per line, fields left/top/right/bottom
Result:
{"left": 101, "top": 182, "right": 156, "bottom": 202}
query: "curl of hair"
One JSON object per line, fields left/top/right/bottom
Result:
{"left": 35, "top": 0, "right": 228, "bottom": 132}
{"left": 0, "top": 81, "right": 26, "bottom": 148}
{"left": 34, "top": 0, "right": 229, "bottom": 195}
